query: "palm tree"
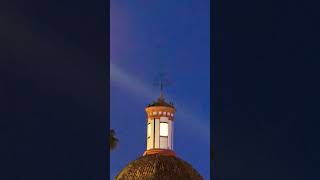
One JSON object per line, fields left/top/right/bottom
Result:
{"left": 110, "top": 129, "right": 119, "bottom": 151}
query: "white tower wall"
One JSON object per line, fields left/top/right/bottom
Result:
{"left": 146, "top": 115, "right": 174, "bottom": 150}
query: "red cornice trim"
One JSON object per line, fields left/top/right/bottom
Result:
{"left": 143, "top": 149, "right": 176, "bottom": 157}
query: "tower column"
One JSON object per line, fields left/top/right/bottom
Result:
{"left": 143, "top": 99, "right": 176, "bottom": 156}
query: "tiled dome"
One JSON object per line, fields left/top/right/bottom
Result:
{"left": 115, "top": 154, "right": 203, "bottom": 180}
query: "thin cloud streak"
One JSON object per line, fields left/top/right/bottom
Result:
{"left": 110, "top": 62, "right": 156, "bottom": 100}
{"left": 110, "top": 62, "right": 210, "bottom": 142}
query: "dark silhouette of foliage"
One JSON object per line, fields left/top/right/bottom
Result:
{"left": 110, "top": 129, "right": 119, "bottom": 151}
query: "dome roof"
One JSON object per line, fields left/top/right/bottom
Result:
{"left": 115, "top": 154, "right": 203, "bottom": 180}
{"left": 146, "top": 97, "right": 175, "bottom": 109}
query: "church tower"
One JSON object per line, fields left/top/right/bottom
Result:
{"left": 115, "top": 87, "right": 203, "bottom": 180}
{"left": 144, "top": 92, "right": 176, "bottom": 156}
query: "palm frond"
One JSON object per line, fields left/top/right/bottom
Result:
{"left": 110, "top": 129, "right": 119, "bottom": 151}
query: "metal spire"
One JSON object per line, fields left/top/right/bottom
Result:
{"left": 159, "top": 79, "right": 164, "bottom": 100}
{"left": 154, "top": 70, "right": 171, "bottom": 101}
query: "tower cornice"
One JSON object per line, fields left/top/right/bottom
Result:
{"left": 145, "top": 106, "right": 176, "bottom": 120}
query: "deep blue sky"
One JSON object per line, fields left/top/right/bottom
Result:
{"left": 110, "top": 0, "right": 210, "bottom": 179}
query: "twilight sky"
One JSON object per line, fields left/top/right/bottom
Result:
{"left": 110, "top": 0, "right": 210, "bottom": 179}
{"left": 3, "top": 0, "right": 320, "bottom": 179}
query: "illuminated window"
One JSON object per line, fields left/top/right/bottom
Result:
{"left": 163, "top": 112, "right": 166, "bottom": 115}
{"left": 153, "top": 112, "right": 157, "bottom": 115}
{"left": 159, "top": 111, "right": 162, "bottom": 115}
{"left": 147, "top": 123, "right": 151, "bottom": 138}
{"left": 160, "top": 122, "right": 168, "bottom": 136}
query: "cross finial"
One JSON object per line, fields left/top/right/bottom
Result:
{"left": 159, "top": 78, "right": 164, "bottom": 100}
{"left": 154, "top": 71, "right": 171, "bottom": 101}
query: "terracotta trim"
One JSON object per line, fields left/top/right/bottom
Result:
{"left": 143, "top": 149, "right": 176, "bottom": 156}
{"left": 145, "top": 106, "right": 176, "bottom": 114}
{"left": 145, "top": 106, "right": 175, "bottom": 121}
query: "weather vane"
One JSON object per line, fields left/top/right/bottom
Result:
{"left": 153, "top": 67, "right": 172, "bottom": 100}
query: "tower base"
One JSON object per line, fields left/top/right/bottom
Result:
{"left": 143, "top": 149, "right": 176, "bottom": 156}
